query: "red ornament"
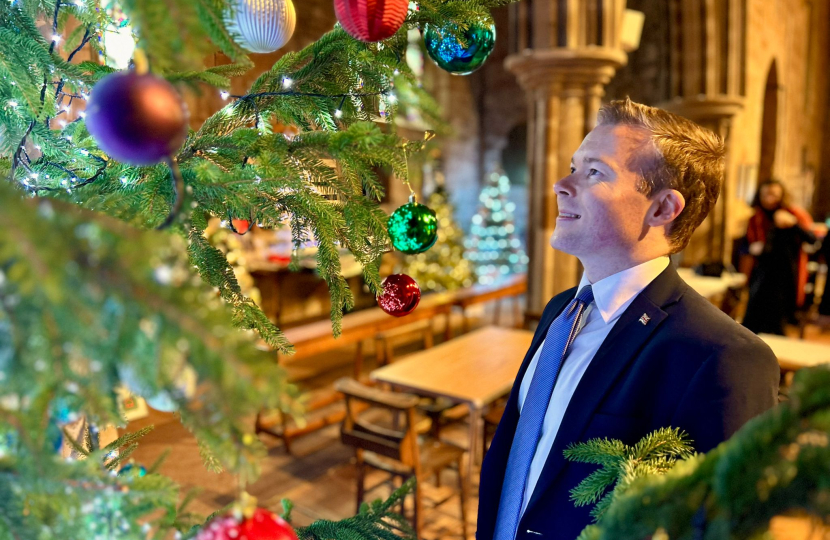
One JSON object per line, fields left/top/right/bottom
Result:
{"left": 230, "top": 219, "right": 252, "bottom": 235}
{"left": 334, "top": 0, "right": 408, "bottom": 42}
{"left": 196, "top": 508, "right": 298, "bottom": 540}
{"left": 377, "top": 274, "right": 421, "bottom": 317}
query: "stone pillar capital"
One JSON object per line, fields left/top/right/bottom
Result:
{"left": 505, "top": 47, "right": 628, "bottom": 94}
{"left": 657, "top": 95, "right": 746, "bottom": 124}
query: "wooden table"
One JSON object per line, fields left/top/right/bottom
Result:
{"left": 257, "top": 277, "right": 531, "bottom": 452}
{"left": 759, "top": 333, "right": 830, "bottom": 372}
{"left": 371, "top": 326, "right": 533, "bottom": 480}
{"left": 676, "top": 267, "right": 747, "bottom": 299}
{"left": 256, "top": 291, "right": 457, "bottom": 452}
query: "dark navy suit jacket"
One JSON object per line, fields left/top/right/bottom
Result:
{"left": 476, "top": 265, "right": 780, "bottom": 540}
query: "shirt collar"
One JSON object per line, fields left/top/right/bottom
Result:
{"left": 577, "top": 257, "right": 670, "bottom": 324}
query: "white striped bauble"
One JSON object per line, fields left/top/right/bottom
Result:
{"left": 225, "top": 0, "right": 296, "bottom": 54}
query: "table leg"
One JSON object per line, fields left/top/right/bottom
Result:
{"left": 354, "top": 341, "right": 364, "bottom": 380}
{"left": 467, "top": 406, "right": 483, "bottom": 482}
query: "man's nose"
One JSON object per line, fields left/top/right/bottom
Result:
{"left": 554, "top": 175, "right": 575, "bottom": 197}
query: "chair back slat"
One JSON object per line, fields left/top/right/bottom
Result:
{"left": 336, "top": 378, "right": 420, "bottom": 466}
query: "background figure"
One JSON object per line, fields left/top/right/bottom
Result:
{"left": 742, "top": 179, "right": 815, "bottom": 335}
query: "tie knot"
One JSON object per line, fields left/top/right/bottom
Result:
{"left": 576, "top": 285, "right": 594, "bottom": 306}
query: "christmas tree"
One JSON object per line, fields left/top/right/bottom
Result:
{"left": 0, "top": 0, "right": 514, "bottom": 537}
{"left": 567, "top": 365, "right": 830, "bottom": 540}
{"left": 401, "top": 185, "right": 474, "bottom": 292}
{"left": 465, "top": 167, "right": 529, "bottom": 284}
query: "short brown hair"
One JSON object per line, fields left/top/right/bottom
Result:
{"left": 596, "top": 98, "right": 725, "bottom": 254}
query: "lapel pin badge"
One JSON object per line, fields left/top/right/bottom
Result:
{"left": 639, "top": 313, "right": 651, "bottom": 325}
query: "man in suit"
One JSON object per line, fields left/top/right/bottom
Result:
{"left": 477, "top": 99, "right": 780, "bottom": 540}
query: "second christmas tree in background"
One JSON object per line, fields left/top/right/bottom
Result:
{"left": 466, "top": 168, "right": 529, "bottom": 285}
{"left": 402, "top": 185, "right": 474, "bottom": 292}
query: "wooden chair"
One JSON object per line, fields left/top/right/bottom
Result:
{"left": 374, "top": 320, "right": 459, "bottom": 439}
{"left": 335, "top": 378, "right": 469, "bottom": 539}
{"left": 375, "top": 319, "right": 435, "bottom": 367}
{"left": 482, "top": 401, "right": 507, "bottom": 457}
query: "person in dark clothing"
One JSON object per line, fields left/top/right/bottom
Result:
{"left": 741, "top": 180, "right": 815, "bottom": 335}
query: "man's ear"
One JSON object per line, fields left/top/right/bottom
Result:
{"left": 647, "top": 189, "right": 685, "bottom": 228}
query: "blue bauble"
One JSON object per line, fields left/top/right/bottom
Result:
{"left": 424, "top": 14, "right": 496, "bottom": 75}
{"left": 118, "top": 463, "right": 147, "bottom": 477}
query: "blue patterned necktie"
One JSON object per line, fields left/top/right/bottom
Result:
{"left": 494, "top": 285, "right": 595, "bottom": 540}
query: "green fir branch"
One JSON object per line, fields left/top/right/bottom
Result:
{"left": 566, "top": 428, "right": 693, "bottom": 522}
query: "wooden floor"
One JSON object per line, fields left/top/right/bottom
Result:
{"left": 127, "top": 303, "right": 830, "bottom": 539}
{"left": 129, "top": 306, "right": 501, "bottom": 538}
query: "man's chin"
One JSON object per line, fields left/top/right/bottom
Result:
{"left": 550, "top": 235, "right": 578, "bottom": 255}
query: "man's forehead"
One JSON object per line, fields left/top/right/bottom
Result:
{"left": 572, "top": 123, "right": 650, "bottom": 165}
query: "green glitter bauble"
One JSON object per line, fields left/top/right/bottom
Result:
{"left": 388, "top": 202, "right": 438, "bottom": 254}
{"left": 424, "top": 14, "right": 496, "bottom": 75}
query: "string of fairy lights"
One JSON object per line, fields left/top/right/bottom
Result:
{"left": 7, "top": 0, "right": 402, "bottom": 198}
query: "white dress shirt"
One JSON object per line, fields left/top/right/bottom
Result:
{"left": 516, "top": 256, "right": 670, "bottom": 516}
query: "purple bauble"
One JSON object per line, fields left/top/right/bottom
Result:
{"left": 85, "top": 71, "right": 189, "bottom": 166}
{"left": 377, "top": 274, "right": 421, "bottom": 317}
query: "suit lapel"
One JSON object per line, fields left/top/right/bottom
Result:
{"left": 524, "top": 265, "right": 686, "bottom": 513}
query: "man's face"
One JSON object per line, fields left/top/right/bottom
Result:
{"left": 551, "top": 124, "right": 656, "bottom": 259}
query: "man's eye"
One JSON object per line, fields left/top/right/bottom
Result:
{"left": 588, "top": 168, "right": 600, "bottom": 176}
{"left": 570, "top": 166, "right": 576, "bottom": 174}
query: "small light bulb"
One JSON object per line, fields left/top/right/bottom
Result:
{"left": 81, "top": 93, "right": 89, "bottom": 100}
{"left": 78, "top": 111, "right": 86, "bottom": 118}
{"left": 62, "top": 104, "right": 70, "bottom": 112}
{"left": 120, "top": 177, "right": 128, "bottom": 184}
{"left": 220, "top": 91, "right": 229, "bottom": 100}
{"left": 387, "top": 92, "right": 397, "bottom": 104}
{"left": 52, "top": 34, "right": 61, "bottom": 43}
{"left": 58, "top": 120, "right": 66, "bottom": 127}
{"left": 282, "top": 77, "right": 293, "bottom": 89}
{"left": 74, "top": 0, "right": 83, "bottom": 6}
{"left": 393, "top": 69, "right": 400, "bottom": 75}
{"left": 30, "top": 173, "right": 38, "bottom": 179}
{"left": 65, "top": 135, "right": 72, "bottom": 142}
{"left": 34, "top": 145, "right": 41, "bottom": 150}
{"left": 334, "top": 109, "right": 343, "bottom": 118}
{"left": 7, "top": 100, "right": 17, "bottom": 107}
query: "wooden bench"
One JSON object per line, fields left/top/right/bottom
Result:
{"left": 453, "top": 274, "right": 527, "bottom": 333}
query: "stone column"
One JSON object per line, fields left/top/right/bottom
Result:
{"left": 658, "top": 0, "right": 747, "bottom": 266}
{"left": 506, "top": 0, "right": 629, "bottom": 314}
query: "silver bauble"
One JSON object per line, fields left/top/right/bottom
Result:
{"left": 225, "top": 0, "right": 296, "bottom": 54}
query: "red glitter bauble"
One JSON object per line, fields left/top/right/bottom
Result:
{"left": 196, "top": 508, "right": 298, "bottom": 540}
{"left": 333, "top": 0, "right": 408, "bottom": 42}
{"left": 377, "top": 274, "right": 421, "bottom": 317}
